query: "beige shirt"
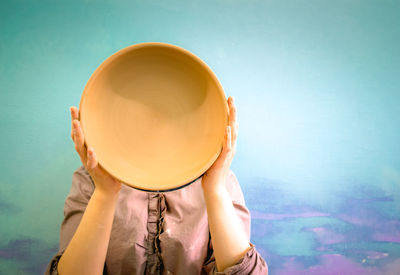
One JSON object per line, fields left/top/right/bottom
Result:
{"left": 45, "top": 165, "right": 268, "bottom": 274}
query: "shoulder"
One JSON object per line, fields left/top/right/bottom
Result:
{"left": 69, "top": 165, "right": 95, "bottom": 200}
{"left": 74, "top": 165, "right": 93, "bottom": 181}
{"left": 225, "top": 169, "right": 246, "bottom": 205}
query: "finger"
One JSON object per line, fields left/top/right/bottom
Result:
{"left": 228, "top": 97, "right": 237, "bottom": 143}
{"left": 231, "top": 122, "right": 237, "bottom": 156}
{"left": 87, "top": 149, "right": 117, "bottom": 184}
{"left": 70, "top": 106, "right": 79, "bottom": 140}
{"left": 73, "top": 120, "right": 88, "bottom": 164}
{"left": 227, "top": 125, "right": 232, "bottom": 152}
{"left": 228, "top": 97, "right": 236, "bottom": 127}
{"left": 87, "top": 147, "right": 98, "bottom": 171}
{"left": 71, "top": 106, "right": 79, "bottom": 120}
{"left": 221, "top": 125, "right": 232, "bottom": 159}
{"left": 70, "top": 107, "right": 74, "bottom": 140}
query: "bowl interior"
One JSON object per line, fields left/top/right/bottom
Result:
{"left": 80, "top": 43, "right": 227, "bottom": 191}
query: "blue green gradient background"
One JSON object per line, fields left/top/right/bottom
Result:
{"left": 1, "top": 0, "right": 400, "bottom": 274}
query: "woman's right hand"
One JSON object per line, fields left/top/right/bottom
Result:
{"left": 70, "top": 106, "right": 122, "bottom": 197}
{"left": 57, "top": 106, "right": 122, "bottom": 275}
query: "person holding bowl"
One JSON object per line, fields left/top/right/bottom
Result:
{"left": 45, "top": 96, "right": 268, "bottom": 275}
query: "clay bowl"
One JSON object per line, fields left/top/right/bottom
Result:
{"left": 79, "top": 42, "right": 228, "bottom": 191}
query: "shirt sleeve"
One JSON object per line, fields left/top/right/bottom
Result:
{"left": 44, "top": 165, "right": 96, "bottom": 275}
{"left": 202, "top": 170, "right": 269, "bottom": 275}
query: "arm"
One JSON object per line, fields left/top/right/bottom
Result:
{"left": 202, "top": 176, "right": 251, "bottom": 271}
{"left": 54, "top": 106, "right": 122, "bottom": 275}
{"left": 57, "top": 188, "right": 118, "bottom": 275}
{"left": 202, "top": 170, "right": 268, "bottom": 274}
{"left": 44, "top": 166, "right": 110, "bottom": 275}
{"left": 202, "top": 96, "right": 268, "bottom": 273}
{"left": 202, "top": 96, "right": 249, "bottom": 271}
{"left": 45, "top": 166, "right": 94, "bottom": 274}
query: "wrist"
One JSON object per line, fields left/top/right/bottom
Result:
{"left": 92, "top": 188, "right": 120, "bottom": 204}
{"left": 201, "top": 172, "right": 228, "bottom": 196}
{"left": 202, "top": 183, "right": 229, "bottom": 202}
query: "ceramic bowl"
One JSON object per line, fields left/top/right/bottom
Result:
{"left": 79, "top": 42, "right": 228, "bottom": 191}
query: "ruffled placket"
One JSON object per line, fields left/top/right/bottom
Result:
{"left": 145, "top": 192, "right": 166, "bottom": 275}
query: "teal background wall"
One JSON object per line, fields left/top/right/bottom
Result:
{"left": 1, "top": 0, "right": 400, "bottom": 274}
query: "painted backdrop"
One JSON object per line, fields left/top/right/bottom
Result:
{"left": 1, "top": 0, "right": 399, "bottom": 274}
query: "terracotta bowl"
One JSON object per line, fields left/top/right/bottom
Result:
{"left": 79, "top": 42, "right": 228, "bottom": 191}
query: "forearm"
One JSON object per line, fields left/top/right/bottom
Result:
{"left": 203, "top": 181, "right": 251, "bottom": 272}
{"left": 58, "top": 189, "right": 118, "bottom": 275}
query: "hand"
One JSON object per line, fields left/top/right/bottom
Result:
{"left": 201, "top": 96, "right": 238, "bottom": 194}
{"left": 70, "top": 106, "right": 122, "bottom": 197}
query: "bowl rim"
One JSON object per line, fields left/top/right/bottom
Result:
{"left": 79, "top": 41, "right": 228, "bottom": 192}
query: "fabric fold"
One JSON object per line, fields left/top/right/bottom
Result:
{"left": 145, "top": 192, "right": 166, "bottom": 275}
{"left": 203, "top": 243, "right": 268, "bottom": 275}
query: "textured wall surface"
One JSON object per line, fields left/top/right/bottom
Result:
{"left": 1, "top": 0, "right": 399, "bottom": 274}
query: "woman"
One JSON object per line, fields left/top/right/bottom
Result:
{"left": 45, "top": 96, "right": 268, "bottom": 275}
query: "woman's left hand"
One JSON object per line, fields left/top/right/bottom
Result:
{"left": 202, "top": 95, "right": 238, "bottom": 194}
